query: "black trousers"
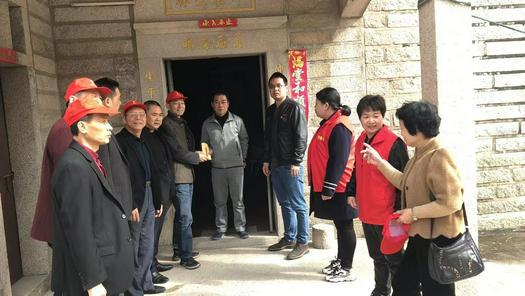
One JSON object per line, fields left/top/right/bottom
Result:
{"left": 392, "top": 235, "right": 456, "bottom": 296}
{"left": 333, "top": 219, "right": 357, "bottom": 269}
{"left": 363, "top": 223, "right": 404, "bottom": 296}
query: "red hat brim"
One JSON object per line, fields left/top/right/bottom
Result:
{"left": 64, "top": 105, "right": 119, "bottom": 127}
{"left": 122, "top": 102, "right": 146, "bottom": 115}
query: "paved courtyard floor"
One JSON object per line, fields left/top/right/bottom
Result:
{"left": 152, "top": 228, "right": 525, "bottom": 296}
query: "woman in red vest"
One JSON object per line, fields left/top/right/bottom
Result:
{"left": 361, "top": 101, "right": 464, "bottom": 296}
{"left": 307, "top": 87, "right": 357, "bottom": 282}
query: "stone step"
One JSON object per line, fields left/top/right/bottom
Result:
{"left": 11, "top": 275, "right": 48, "bottom": 296}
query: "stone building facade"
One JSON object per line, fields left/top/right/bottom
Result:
{"left": 0, "top": 0, "right": 523, "bottom": 294}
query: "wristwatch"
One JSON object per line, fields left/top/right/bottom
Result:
{"left": 411, "top": 208, "right": 418, "bottom": 222}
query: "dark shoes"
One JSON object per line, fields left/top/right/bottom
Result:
{"left": 268, "top": 237, "right": 296, "bottom": 251}
{"left": 151, "top": 272, "right": 168, "bottom": 284}
{"left": 180, "top": 257, "right": 201, "bottom": 270}
{"left": 212, "top": 230, "right": 249, "bottom": 240}
{"left": 211, "top": 231, "right": 225, "bottom": 240}
{"left": 238, "top": 231, "right": 249, "bottom": 239}
{"left": 172, "top": 249, "right": 200, "bottom": 262}
{"left": 156, "top": 262, "right": 174, "bottom": 272}
{"left": 171, "top": 253, "right": 181, "bottom": 263}
{"left": 144, "top": 285, "right": 166, "bottom": 294}
{"left": 324, "top": 266, "right": 356, "bottom": 282}
{"left": 286, "top": 243, "right": 309, "bottom": 260}
{"left": 322, "top": 258, "right": 341, "bottom": 274}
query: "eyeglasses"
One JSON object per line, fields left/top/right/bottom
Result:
{"left": 269, "top": 84, "right": 287, "bottom": 89}
{"left": 127, "top": 113, "right": 146, "bottom": 119}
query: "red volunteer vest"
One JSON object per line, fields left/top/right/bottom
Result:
{"left": 307, "top": 111, "right": 355, "bottom": 193}
{"left": 355, "top": 126, "right": 399, "bottom": 225}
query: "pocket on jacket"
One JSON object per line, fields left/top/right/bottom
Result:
{"left": 98, "top": 245, "right": 116, "bottom": 256}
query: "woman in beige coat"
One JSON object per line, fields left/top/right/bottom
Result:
{"left": 361, "top": 101, "right": 464, "bottom": 296}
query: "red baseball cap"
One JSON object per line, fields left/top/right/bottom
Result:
{"left": 63, "top": 97, "right": 119, "bottom": 127}
{"left": 64, "top": 78, "right": 112, "bottom": 102}
{"left": 121, "top": 100, "right": 146, "bottom": 115}
{"left": 166, "top": 90, "right": 187, "bottom": 104}
{"left": 380, "top": 213, "right": 410, "bottom": 255}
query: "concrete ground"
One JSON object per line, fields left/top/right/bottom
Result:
{"left": 151, "top": 229, "right": 525, "bottom": 296}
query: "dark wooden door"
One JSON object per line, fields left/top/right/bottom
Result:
{"left": 0, "top": 78, "right": 23, "bottom": 283}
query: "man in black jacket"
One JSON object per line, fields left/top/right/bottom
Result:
{"left": 95, "top": 77, "right": 133, "bottom": 219}
{"left": 52, "top": 97, "right": 133, "bottom": 295}
{"left": 263, "top": 72, "right": 309, "bottom": 260}
{"left": 116, "top": 101, "right": 165, "bottom": 295}
{"left": 158, "top": 90, "right": 207, "bottom": 270}
{"left": 143, "top": 100, "right": 174, "bottom": 284}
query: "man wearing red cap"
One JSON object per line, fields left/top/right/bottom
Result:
{"left": 31, "top": 77, "right": 111, "bottom": 244}
{"left": 159, "top": 90, "right": 207, "bottom": 270}
{"left": 51, "top": 97, "right": 133, "bottom": 296}
{"left": 116, "top": 100, "right": 165, "bottom": 295}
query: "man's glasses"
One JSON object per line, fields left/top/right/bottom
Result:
{"left": 127, "top": 113, "right": 146, "bottom": 119}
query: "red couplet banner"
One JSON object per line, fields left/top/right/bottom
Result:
{"left": 288, "top": 49, "right": 309, "bottom": 121}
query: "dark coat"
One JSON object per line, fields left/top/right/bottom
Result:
{"left": 116, "top": 128, "right": 162, "bottom": 210}
{"left": 98, "top": 134, "right": 133, "bottom": 216}
{"left": 263, "top": 97, "right": 307, "bottom": 166}
{"left": 158, "top": 111, "right": 199, "bottom": 165}
{"left": 31, "top": 118, "right": 72, "bottom": 243}
{"left": 51, "top": 141, "right": 134, "bottom": 295}
{"left": 143, "top": 129, "right": 173, "bottom": 207}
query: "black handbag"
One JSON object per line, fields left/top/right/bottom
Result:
{"left": 427, "top": 194, "right": 485, "bottom": 284}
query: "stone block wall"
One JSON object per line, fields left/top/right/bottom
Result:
{"left": 472, "top": 0, "right": 525, "bottom": 230}
{"left": 28, "top": 0, "right": 61, "bottom": 147}
{"left": 287, "top": 0, "right": 365, "bottom": 129}
{"left": 50, "top": 0, "right": 139, "bottom": 119}
{"left": 363, "top": 0, "right": 421, "bottom": 127}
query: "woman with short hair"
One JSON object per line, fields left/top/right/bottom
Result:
{"left": 362, "top": 101, "right": 464, "bottom": 296}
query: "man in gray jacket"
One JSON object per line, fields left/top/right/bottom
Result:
{"left": 201, "top": 91, "right": 249, "bottom": 240}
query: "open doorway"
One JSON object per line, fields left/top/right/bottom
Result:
{"left": 165, "top": 55, "right": 272, "bottom": 236}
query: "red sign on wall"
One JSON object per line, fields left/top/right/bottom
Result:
{"left": 288, "top": 49, "right": 309, "bottom": 121}
{"left": 198, "top": 18, "right": 238, "bottom": 28}
{"left": 0, "top": 48, "right": 16, "bottom": 64}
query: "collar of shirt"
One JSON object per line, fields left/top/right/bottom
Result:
{"left": 75, "top": 140, "right": 106, "bottom": 176}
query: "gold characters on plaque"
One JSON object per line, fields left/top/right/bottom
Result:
{"left": 181, "top": 33, "right": 244, "bottom": 50}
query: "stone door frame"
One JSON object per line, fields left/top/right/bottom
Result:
{"left": 133, "top": 15, "right": 289, "bottom": 236}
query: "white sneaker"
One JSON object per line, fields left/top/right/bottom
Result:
{"left": 321, "top": 258, "right": 341, "bottom": 275}
{"left": 324, "top": 266, "right": 356, "bottom": 283}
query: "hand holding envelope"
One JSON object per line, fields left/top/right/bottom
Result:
{"left": 201, "top": 142, "right": 212, "bottom": 160}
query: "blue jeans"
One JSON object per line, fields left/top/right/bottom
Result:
{"left": 173, "top": 183, "right": 193, "bottom": 261}
{"left": 271, "top": 165, "right": 309, "bottom": 244}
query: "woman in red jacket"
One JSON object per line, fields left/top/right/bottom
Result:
{"left": 307, "top": 87, "right": 357, "bottom": 282}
